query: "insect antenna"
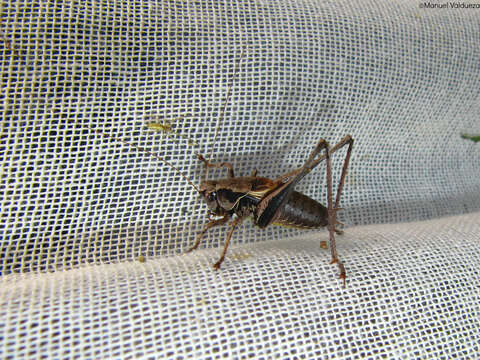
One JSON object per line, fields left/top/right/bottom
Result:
{"left": 93, "top": 128, "right": 201, "bottom": 193}
{"left": 204, "top": 47, "right": 246, "bottom": 180}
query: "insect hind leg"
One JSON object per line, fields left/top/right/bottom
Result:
{"left": 319, "top": 139, "right": 347, "bottom": 287}
{"left": 271, "top": 136, "right": 353, "bottom": 286}
{"left": 273, "top": 135, "right": 353, "bottom": 185}
{"left": 333, "top": 135, "right": 354, "bottom": 210}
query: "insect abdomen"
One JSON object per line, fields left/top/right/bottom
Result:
{"left": 273, "top": 191, "right": 329, "bottom": 229}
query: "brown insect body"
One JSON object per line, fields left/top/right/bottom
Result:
{"left": 272, "top": 191, "right": 329, "bottom": 229}
{"left": 200, "top": 176, "right": 272, "bottom": 216}
{"left": 93, "top": 50, "right": 354, "bottom": 286}
{"left": 194, "top": 135, "right": 354, "bottom": 287}
{"left": 94, "top": 127, "right": 353, "bottom": 286}
{"left": 200, "top": 177, "right": 329, "bottom": 229}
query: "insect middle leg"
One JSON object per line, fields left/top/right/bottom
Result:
{"left": 213, "top": 216, "right": 244, "bottom": 270}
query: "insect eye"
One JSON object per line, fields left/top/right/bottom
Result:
{"left": 208, "top": 191, "right": 216, "bottom": 202}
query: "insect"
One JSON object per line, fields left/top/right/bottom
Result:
{"left": 461, "top": 133, "right": 480, "bottom": 143}
{"left": 146, "top": 115, "right": 199, "bottom": 147}
{"left": 94, "top": 51, "right": 354, "bottom": 286}
{"left": 193, "top": 135, "right": 353, "bottom": 285}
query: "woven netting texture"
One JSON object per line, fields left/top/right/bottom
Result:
{"left": 1, "top": 0, "right": 480, "bottom": 358}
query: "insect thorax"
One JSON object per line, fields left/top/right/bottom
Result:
{"left": 216, "top": 189, "right": 260, "bottom": 218}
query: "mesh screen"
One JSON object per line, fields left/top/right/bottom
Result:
{"left": 1, "top": 0, "right": 480, "bottom": 358}
{"left": 2, "top": 213, "right": 480, "bottom": 358}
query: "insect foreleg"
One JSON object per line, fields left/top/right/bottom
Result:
{"left": 187, "top": 214, "right": 231, "bottom": 252}
{"left": 197, "top": 154, "right": 235, "bottom": 178}
{"left": 213, "top": 216, "right": 244, "bottom": 270}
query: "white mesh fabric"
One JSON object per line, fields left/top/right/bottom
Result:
{"left": 1, "top": 213, "right": 480, "bottom": 359}
{"left": 1, "top": 0, "right": 480, "bottom": 358}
